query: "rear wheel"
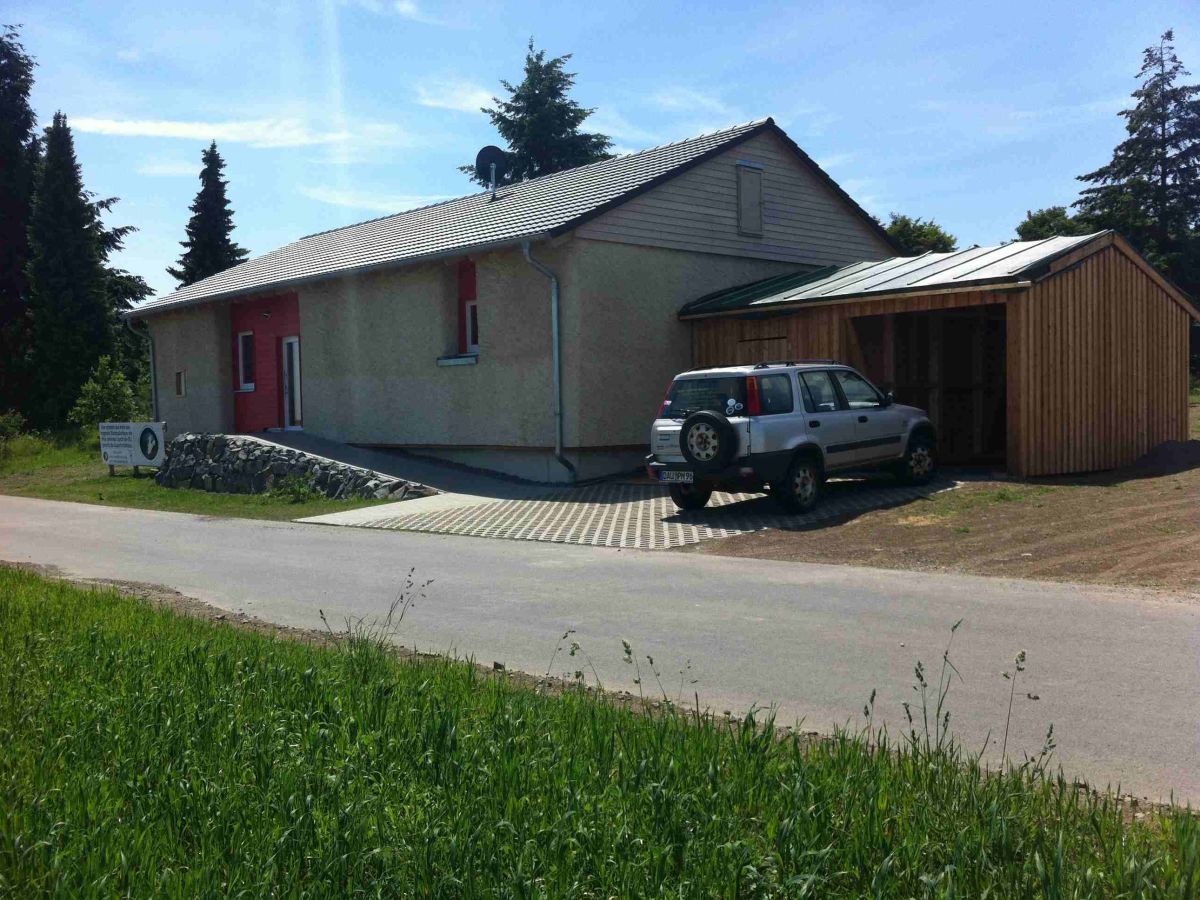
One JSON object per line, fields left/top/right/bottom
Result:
{"left": 669, "top": 483, "right": 713, "bottom": 511}
{"left": 772, "top": 455, "right": 822, "bottom": 513}
{"left": 895, "top": 433, "right": 936, "bottom": 485}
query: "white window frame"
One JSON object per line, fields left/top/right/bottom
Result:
{"left": 237, "top": 331, "right": 256, "bottom": 391}
{"left": 464, "top": 299, "right": 480, "bottom": 354}
{"left": 174, "top": 370, "right": 186, "bottom": 398}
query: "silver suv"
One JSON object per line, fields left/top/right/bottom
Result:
{"left": 646, "top": 361, "right": 936, "bottom": 513}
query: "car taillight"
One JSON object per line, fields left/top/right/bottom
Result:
{"left": 657, "top": 381, "right": 674, "bottom": 417}
{"left": 745, "top": 375, "right": 761, "bottom": 416}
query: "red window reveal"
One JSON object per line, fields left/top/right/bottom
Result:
{"left": 457, "top": 259, "right": 478, "bottom": 354}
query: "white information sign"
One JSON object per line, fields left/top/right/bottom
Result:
{"left": 99, "top": 422, "right": 165, "bottom": 468}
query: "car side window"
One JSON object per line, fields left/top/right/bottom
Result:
{"left": 799, "top": 372, "right": 840, "bottom": 413}
{"left": 833, "top": 370, "right": 883, "bottom": 409}
{"left": 757, "top": 374, "right": 794, "bottom": 415}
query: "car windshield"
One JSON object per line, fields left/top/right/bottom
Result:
{"left": 662, "top": 376, "right": 747, "bottom": 418}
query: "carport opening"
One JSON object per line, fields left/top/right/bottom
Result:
{"left": 849, "top": 303, "right": 1007, "bottom": 467}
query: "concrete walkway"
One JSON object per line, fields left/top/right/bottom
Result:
{"left": 4, "top": 494, "right": 1198, "bottom": 803}
{"left": 255, "top": 431, "right": 552, "bottom": 520}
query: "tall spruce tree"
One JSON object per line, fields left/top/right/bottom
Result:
{"left": 26, "top": 112, "right": 110, "bottom": 427}
{"left": 1076, "top": 30, "right": 1200, "bottom": 295}
{"left": 167, "top": 141, "right": 248, "bottom": 287}
{"left": 0, "top": 25, "right": 39, "bottom": 414}
{"left": 461, "top": 40, "right": 612, "bottom": 186}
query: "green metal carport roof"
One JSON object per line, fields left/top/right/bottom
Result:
{"left": 679, "top": 233, "right": 1110, "bottom": 319}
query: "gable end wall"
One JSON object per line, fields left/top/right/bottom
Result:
{"left": 575, "top": 130, "right": 893, "bottom": 267}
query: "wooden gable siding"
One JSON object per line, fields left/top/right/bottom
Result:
{"left": 1011, "top": 245, "right": 1190, "bottom": 477}
{"left": 691, "top": 289, "right": 1010, "bottom": 368}
{"left": 576, "top": 131, "right": 894, "bottom": 267}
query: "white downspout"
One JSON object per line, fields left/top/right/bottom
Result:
{"left": 521, "top": 242, "right": 576, "bottom": 482}
{"left": 125, "top": 317, "right": 158, "bottom": 421}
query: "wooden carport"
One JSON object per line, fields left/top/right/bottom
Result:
{"left": 681, "top": 232, "right": 1198, "bottom": 477}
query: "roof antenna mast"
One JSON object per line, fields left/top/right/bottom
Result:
{"left": 474, "top": 145, "right": 508, "bottom": 202}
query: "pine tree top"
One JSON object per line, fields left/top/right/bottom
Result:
{"left": 168, "top": 141, "right": 249, "bottom": 288}
{"left": 462, "top": 40, "right": 612, "bottom": 186}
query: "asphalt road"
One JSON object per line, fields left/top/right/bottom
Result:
{"left": 3, "top": 495, "right": 1198, "bottom": 802}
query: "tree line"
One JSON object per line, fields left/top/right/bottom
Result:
{"left": 0, "top": 25, "right": 245, "bottom": 431}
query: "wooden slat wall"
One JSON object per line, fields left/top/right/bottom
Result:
{"left": 1014, "top": 245, "right": 1190, "bottom": 476}
{"left": 691, "top": 289, "right": 1011, "bottom": 369}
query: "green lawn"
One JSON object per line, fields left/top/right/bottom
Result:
{"left": 0, "top": 432, "right": 387, "bottom": 520}
{"left": 0, "top": 567, "right": 1195, "bottom": 897}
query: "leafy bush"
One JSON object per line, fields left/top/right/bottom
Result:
{"left": 67, "top": 356, "right": 144, "bottom": 430}
{"left": 266, "top": 474, "right": 323, "bottom": 504}
{"left": 0, "top": 409, "right": 25, "bottom": 457}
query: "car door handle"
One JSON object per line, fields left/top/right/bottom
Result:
{"left": 858, "top": 415, "right": 869, "bottom": 423}
{"left": 808, "top": 420, "right": 821, "bottom": 428}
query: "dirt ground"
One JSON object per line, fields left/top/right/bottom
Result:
{"left": 684, "top": 403, "right": 1200, "bottom": 593}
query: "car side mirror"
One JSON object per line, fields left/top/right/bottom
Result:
{"left": 881, "top": 391, "right": 895, "bottom": 407}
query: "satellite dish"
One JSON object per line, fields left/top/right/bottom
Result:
{"left": 474, "top": 145, "right": 507, "bottom": 198}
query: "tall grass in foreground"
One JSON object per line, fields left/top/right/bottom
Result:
{"left": 0, "top": 568, "right": 1195, "bottom": 897}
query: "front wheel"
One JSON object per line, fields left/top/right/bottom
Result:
{"left": 669, "top": 483, "right": 713, "bottom": 511}
{"left": 772, "top": 455, "right": 822, "bottom": 513}
{"left": 895, "top": 434, "right": 936, "bottom": 485}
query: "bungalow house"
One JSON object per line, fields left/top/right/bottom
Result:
{"left": 128, "top": 118, "right": 895, "bottom": 481}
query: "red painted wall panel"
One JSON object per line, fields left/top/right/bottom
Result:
{"left": 230, "top": 293, "right": 300, "bottom": 433}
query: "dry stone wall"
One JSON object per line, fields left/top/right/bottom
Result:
{"left": 156, "top": 434, "right": 435, "bottom": 501}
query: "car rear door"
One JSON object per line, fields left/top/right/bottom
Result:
{"left": 797, "top": 371, "right": 859, "bottom": 472}
{"left": 830, "top": 369, "right": 906, "bottom": 464}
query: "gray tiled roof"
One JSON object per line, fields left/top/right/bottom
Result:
{"left": 680, "top": 233, "right": 1108, "bottom": 317}
{"left": 133, "top": 119, "right": 791, "bottom": 316}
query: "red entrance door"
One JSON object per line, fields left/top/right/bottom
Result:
{"left": 230, "top": 293, "right": 300, "bottom": 433}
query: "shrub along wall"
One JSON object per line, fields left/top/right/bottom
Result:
{"left": 155, "top": 434, "right": 435, "bottom": 501}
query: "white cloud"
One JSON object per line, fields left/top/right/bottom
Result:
{"left": 136, "top": 159, "right": 200, "bottom": 177}
{"left": 300, "top": 185, "right": 454, "bottom": 213}
{"left": 415, "top": 78, "right": 493, "bottom": 113}
{"left": 814, "top": 152, "right": 853, "bottom": 170}
{"left": 72, "top": 116, "right": 411, "bottom": 153}
{"left": 587, "top": 109, "right": 659, "bottom": 147}
{"left": 648, "top": 87, "right": 731, "bottom": 115}
{"left": 115, "top": 48, "right": 142, "bottom": 62}
{"left": 340, "top": 0, "right": 445, "bottom": 24}
{"left": 393, "top": 0, "right": 442, "bottom": 24}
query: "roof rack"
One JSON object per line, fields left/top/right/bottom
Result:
{"left": 751, "top": 359, "right": 838, "bottom": 369}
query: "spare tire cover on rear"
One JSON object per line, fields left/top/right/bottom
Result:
{"left": 679, "top": 410, "right": 737, "bottom": 472}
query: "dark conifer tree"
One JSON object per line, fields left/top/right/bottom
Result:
{"left": 26, "top": 112, "right": 110, "bottom": 426}
{"left": 461, "top": 40, "right": 612, "bottom": 186}
{"left": 167, "top": 141, "right": 248, "bottom": 287}
{"left": 0, "top": 25, "right": 39, "bottom": 413}
{"left": 1076, "top": 30, "right": 1200, "bottom": 295}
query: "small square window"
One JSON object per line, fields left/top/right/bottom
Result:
{"left": 174, "top": 370, "right": 186, "bottom": 397}
{"left": 237, "top": 331, "right": 256, "bottom": 390}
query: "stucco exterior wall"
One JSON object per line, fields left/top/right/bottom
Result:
{"left": 148, "top": 304, "right": 233, "bottom": 437}
{"left": 297, "top": 245, "right": 565, "bottom": 449}
{"left": 560, "top": 239, "right": 802, "bottom": 449}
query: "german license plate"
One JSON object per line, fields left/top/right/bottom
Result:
{"left": 660, "top": 470, "right": 694, "bottom": 483}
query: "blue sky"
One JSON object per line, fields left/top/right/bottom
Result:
{"left": 13, "top": 0, "right": 1199, "bottom": 297}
